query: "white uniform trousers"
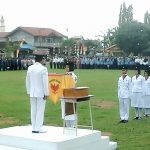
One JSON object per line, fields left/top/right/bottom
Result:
{"left": 143, "top": 95, "right": 150, "bottom": 115}
{"left": 131, "top": 93, "right": 143, "bottom": 108}
{"left": 135, "top": 107, "right": 142, "bottom": 118}
{"left": 144, "top": 108, "right": 150, "bottom": 115}
{"left": 30, "top": 97, "right": 46, "bottom": 131}
{"left": 119, "top": 98, "right": 130, "bottom": 120}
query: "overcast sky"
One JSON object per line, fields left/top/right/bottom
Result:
{"left": 0, "top": 0, "right": 149, "bottom": 39}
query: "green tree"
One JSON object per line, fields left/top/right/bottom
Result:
{"left": 84, "top": 39, "right": 102, "bottom": 55}
{"left": 104, "top": 28, "right": 117, "bottom": 48}
{"left": 144, "top": 11, "right": 150, "bottom": 25}
{"left": 118, "top": 2, "right": 133, "bottom": 26}
{"left": 61, "top": 38, "right": 76, "bottom": 56}
{"left": 4, "top": 41, "right": 20, "bottom": 57}
{"left": 96, "top": 28, "right": 117, "bottom": 51}
{"left": 115, "top": 21, "right": 150, "bottom": 55}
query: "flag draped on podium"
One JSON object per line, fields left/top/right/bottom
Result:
{"left": 48, "top": 74, "right": 75, "bottom": 103}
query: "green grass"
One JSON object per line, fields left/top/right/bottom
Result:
{"left": 0, "top": 69, "right": 150, "bottom": 150}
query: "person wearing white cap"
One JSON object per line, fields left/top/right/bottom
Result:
{"left": 118, "top": 66, "right": 131, "bottom": 123}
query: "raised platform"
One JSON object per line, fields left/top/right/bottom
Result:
{"left": 0, "top": 126, "right": 117, "bottom": 150}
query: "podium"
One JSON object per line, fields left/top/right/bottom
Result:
{"left": 60, "top": 87, "right": 94, "bottom": 135}
{"left": 49, "top": 74, "right": 94, "bottom": 135}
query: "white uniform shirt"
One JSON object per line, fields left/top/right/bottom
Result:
{"left": 66, "top": 71, "right": 77, "bottom": 83}
{"left": 26, "top": 62, "right": 49, "bottom": 97}
{"left": 131, "top": 75, "right": 144, "bottom": 93}
{"left": 143, "top": 77, "right": 150, "bottom": 95}
{"left": 118, "top": 75, "right": 131, "bottom": 98}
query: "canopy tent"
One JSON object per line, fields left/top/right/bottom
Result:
{"left": 18, "top": 42, "right": 35, "bottom": 58}
{"left": 19, "top": 43, "right": 35, "bottom": 50}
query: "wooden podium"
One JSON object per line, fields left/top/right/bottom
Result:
{"left": 63, "top": 87, "right": 89, "bottom": 115}
{"left": 60, "top": 87, "right": 94, "bottom": 135}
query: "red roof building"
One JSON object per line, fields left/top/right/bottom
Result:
{"left": 0, "top": 26, "right": 66, "bottom": 56}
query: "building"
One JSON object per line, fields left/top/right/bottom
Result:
{"left": 6, "top": 26, "right": 66, "bottom": 56}
{"left": 0, "top": 17, "right": 66, "bottom": 57}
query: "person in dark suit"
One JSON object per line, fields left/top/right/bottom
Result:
{"left": 18, "top": 58, "right": 22, "bottom": 70}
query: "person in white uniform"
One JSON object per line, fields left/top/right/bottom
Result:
{"left": 118, "top": 66, "right": 131, "bottom": 123}
{"left": 143, "top": 69, "right": 150, "bottom": 117}
{"left": 131, "top": 67, "right": 144, "bottom": 120}
{"left": 26, "top": 55, "right": 49, "bottom": 133}
{"left": 61, "top": 60, "right": 77, "bottom": 127}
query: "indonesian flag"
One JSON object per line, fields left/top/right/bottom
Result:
{"left": 48, "top": 74, "right": 75, "bottom": 103}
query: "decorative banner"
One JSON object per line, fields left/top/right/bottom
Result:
{"left": 16, "top": 49, "right": 20, "bottom": 58}
{"left": 48, "top": 73, "right": 75, "bottom": 103}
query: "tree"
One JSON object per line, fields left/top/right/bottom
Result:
{"left": 4, "top": 41, "right": 20, "bottom": 57}
{"left": 61, "top": 38, "right": 75, "bottom": 56}
{"left": 115, "top": 21, "right": 150, "bottom": 55}
{"left": 118, "top": 2, "right": 133, "bottom": 26}
{"left": 84, "top": 39, "right": 102, "bottom": 55}
{"left": 144, "top": 11, "right": 150, "bottom": 25}
{"left": 5, "top": 41, "right": 19, "bottom": 52}
{"left": 104, "top": 28, "right": 117, "bottom": 48}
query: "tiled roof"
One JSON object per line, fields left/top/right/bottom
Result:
{"left": 19, "top": 27, "right": 65, "bottom": 37}
{"left": 0, "top": 32, "right": 9, "bottom": 38}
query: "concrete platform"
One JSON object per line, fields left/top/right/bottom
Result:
{"left": 0, "top": 126, "right": 117, "bottom": 150}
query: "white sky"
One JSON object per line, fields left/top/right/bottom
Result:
{"left": 0, "top": 0, "right": 149, "bottom": 39}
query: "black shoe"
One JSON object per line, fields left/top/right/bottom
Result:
{"left": 32, "top": 131, "right": 39, "bottom": 133}
{"left": 119, "top": 120, "right": 124, "bottom": 123}
{"left": 123, "top": 120, "right": 128, "bottom": 123}
{"left": 133, "top": 117, "right": 139, "bottom": 120}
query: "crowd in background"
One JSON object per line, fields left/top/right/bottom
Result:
{"left": 0, "top": 55, "right": 150, "bottom": 71}
{"left": 0, "top": 58, "right": 35, "bottom": 71}
{"left": 49, "top": 56, "right": 150, "bottom": 70}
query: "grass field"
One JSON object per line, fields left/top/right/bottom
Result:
{"left": 0, "top": 68, "right": 150, "bottom": 150}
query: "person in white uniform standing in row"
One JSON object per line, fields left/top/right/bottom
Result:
{"left": 143, "top": 69, "right": 150, "bottom": 117}
{"left": 131, "top": 67, "right": 144, "bottom": 120}
{"left": 118, "top": 66, "right": 131, "bottom": 123}
{"left": 26, "top": 55, "right": 49, "bottom": 133}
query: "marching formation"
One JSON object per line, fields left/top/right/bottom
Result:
{"left": 118, "top": 66, "right": 150, "bottom": 123}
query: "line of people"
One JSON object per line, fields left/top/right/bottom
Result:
{"left": 0, "top": 58, "right": 35, "bottom": 71}
{"left": 118, "top": 66, "right": 150, "bottom": 123}
{"left": 49, "top": 56, "right": 150, "bottom": 70}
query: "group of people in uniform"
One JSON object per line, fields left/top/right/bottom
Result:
{"left": 0, "top": 57, "right": 35, "bottom": 71}
{"left": 118, "top": 66, "right": 150, "bottom": 123}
